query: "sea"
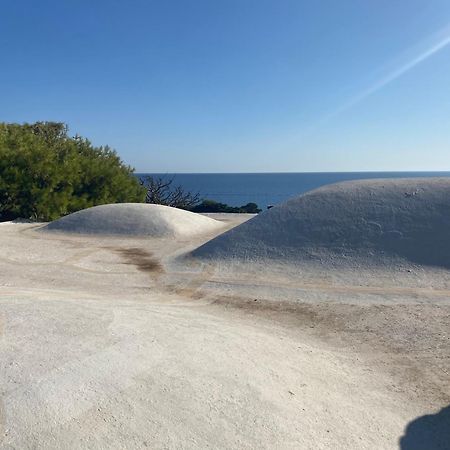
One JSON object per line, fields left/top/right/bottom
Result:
{"left": 136, "top": 172, "right": 450, "bottom": 209}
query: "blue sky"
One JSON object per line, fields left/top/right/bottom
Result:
{"left": 1, "top": 0, "right": 450, "bottom": 172}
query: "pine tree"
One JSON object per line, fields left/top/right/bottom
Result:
{"left": 0, "top": 122, "right": 145, "bottom": 221}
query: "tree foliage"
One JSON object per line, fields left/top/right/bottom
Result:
{"left": 191, "top": 200, "right": 261, "bottom": 213}
{"left": 0, "top": 122, "right": 145, "bottom": 221}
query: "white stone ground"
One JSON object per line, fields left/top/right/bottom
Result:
{"left": 0, "top": 208, "right": 449, "bottom": 449}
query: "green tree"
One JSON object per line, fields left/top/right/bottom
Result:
{"left": 190, "top": 199, "right": 261, "bottom": 213}
{"left": 0, "top": 122, "right": 145, "bottom": 221}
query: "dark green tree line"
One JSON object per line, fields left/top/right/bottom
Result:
{"left": 0, "top": 122, "right": 145, "bottom": 221}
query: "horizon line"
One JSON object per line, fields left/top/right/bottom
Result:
{"left": 134, "top": 170, "right": 450, "bottom": 175}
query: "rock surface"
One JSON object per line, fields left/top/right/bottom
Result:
{"left": 193, "top": 178, "right": 450, "bottom": 268}
{"left": 41, "top": 203, "right": 224, "bottom": 238}
{"left": 0, "top": 210, "right": 449, "bottom": 449}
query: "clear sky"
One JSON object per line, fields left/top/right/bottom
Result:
{"left": 2, "top": 0, "right": 450, "bottom": 172}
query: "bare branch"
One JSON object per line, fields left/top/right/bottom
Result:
{"left": 140, "top": 176, "right": 200, "bottom": 209}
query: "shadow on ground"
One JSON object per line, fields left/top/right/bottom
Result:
{"left": 400, "top": 405, "right": 450, "bottom": 449}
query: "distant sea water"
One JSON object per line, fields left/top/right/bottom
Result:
{"left": 135, "top": 172, "right": 450, "bottom": 209}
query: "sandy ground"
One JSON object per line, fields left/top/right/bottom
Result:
{"left": 0, "top": 216, "right": 449, "bottom": 449}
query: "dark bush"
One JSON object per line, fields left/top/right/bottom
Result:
{"left": 0, "top": 122, "right": 145, "bottom": 221}
{"left": 190, "top": 200, "right": 261, "bottom": 213}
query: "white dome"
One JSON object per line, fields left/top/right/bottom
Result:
{"left": 42, "top": 203, "right": 224, "bottom": 238}
{"left": 193, "top": 178, "right": 450, "bottom": 268}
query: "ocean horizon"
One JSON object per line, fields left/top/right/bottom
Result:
{"left": 136, "top": 171, "right": 450, "bottom": 209}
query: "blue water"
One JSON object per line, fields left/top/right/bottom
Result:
{"left": 136, "top": 172, "right": 450, "bottom": 209}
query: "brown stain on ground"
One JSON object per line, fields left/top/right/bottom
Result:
{"left": 161, "top": 263, "right": 216, "bottom": 299}
{"left": 160, "top": 264, "right": 450, "bottom": 406}
{"left": 205, "top": 276, "right": 450, "bottom": 298}
{"left": 114, "top": 248, "right": 164, "bottom": 274}
{"left": 208, "top": 293, "right": 450, "bottom": 405}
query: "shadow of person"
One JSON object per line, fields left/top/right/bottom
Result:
{"left": 400, "top": 405, "right": 450, "bottom": 450}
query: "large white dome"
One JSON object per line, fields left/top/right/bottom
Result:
{"left": 41, "top": 203, "right": 224, "bottom": 238}
{"left": 193, "top": 178, "right": 450, "bottom": 268}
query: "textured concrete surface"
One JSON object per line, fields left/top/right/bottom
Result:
{"left": 194, "top": 178, "right": 450, "bottom": 268}
{"left": 0, "top": 197, "right": 449, "bottom": 449}
{"left": 42, "top": 203, "right": 225, "bottom": 238}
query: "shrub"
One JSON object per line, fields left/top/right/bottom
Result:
{"left": 0, "top": 122, "right": 145, "bottom": 221}
{"left": 190, "top": 200, "right": 261, "bottom": 213}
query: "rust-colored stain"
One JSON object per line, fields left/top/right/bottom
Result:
{"left": 115, "top": 248, "right": 164, "bottom": 274}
